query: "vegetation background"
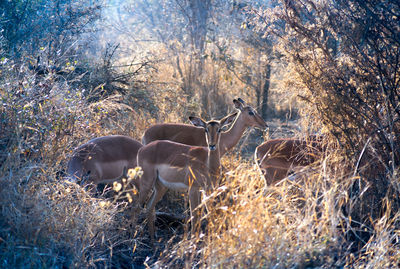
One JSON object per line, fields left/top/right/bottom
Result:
{"left": 0, "top": 0, "right": 399, "bottom": 268}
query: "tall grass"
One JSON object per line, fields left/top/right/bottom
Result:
{"left": 2, "top": 89, "right": 399, "bottom": 268}
{"left": 1, "top": 61, "right": 399, "bottom": 268}
{"left": 153, "top": 141, "right": 400, "bottom": 268}
{"left": 2, "top": 107, "right": 399, "bottom": 268}
{"left": 0, "top": 62, "right": 154, "bottom": 267}
{"left": 0, "top": 167, "right": 119, "bottom": 267}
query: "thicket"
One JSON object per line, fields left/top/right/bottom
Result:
{"left": 0, "top": 1, "right": 154, "bottom": 267}
{"left": 272, "top": 0, "right": 400, "bottom": 248}
{"left": 157, "top": 0, "right": 400, "bottom": 267}
{"left": 0, "top": 0, "right": 399, "bottom": 268}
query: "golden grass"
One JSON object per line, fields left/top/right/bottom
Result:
{"left": 0, "top": 78, "right": 152, "bottom": 266}
{"left": 0, "top": 165, "right": 125, "bottom": 267}
{"left": 2, "top": 113, "right": 399, "bottom": 268}
{"left": 152, "top": 144, "right": 400, "bottom": 268}
{"left": 1, "top": 67, "right": 399, "bottom": 268}
{"left": 155, "top": 157, "right": 337, "bottom": 268}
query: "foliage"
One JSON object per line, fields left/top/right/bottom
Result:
{"left": 275, "top": 0, "right": 400, "bottom": 163}
{"left": 0, "top": 0, "right": 101, "bottom": 57}
{"left": 0, "top": 55, "right": 154, "bottom": 267}
{"left": 250, "top": 0, "right": 400, "bottom": 253}
{"left": 1, "top": 0, "right": 400, "bottom": 268}
{"left": 109, "top": 0, "right": 290, "bottom": 119}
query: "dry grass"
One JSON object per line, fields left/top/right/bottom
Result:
{"left": 2, "top": 96, "right": 399, "bottom": 268}
{"left": 1, "top": 63, "right": 399, "bottom": 269}
{"left": 0, "top": 164, "right": 129, "bottom": 267}
{"left": 0, "top": 69, "right": 153, "bottom": 267}
{"left": 2, "top": 92, "right": 399, "bottom": 268}
{"left": 154, "top": 153, "right": 340, "bottom": 268}
{"left": 2, "top": 120, "right": 400, "bottom": 268}
{"left": 151, "top": 141, "right": 400, "bottom": 268}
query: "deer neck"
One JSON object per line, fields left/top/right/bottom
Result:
{"left": 220, "top": 112, "right": 247, "bottom": 155}
{"left": 207, "top": 147, "right": 221, "bottom": 177}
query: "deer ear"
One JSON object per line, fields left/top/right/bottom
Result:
{"left": 237, "top": 97, "right": 246, "bottom": 105}
{"left": 189, "top": 116, "right": 206, "bottom": 128}
{"left": 222, "top": 111, "right": 238, "bottom": 126}
{"left": 233, "top": 99, "right": 243, "bottom": 110}
{"left": 220, "top": 112, "right": 237, "bottom": 127}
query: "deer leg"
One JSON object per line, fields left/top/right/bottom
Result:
{"left": 188, "top": 187, "right": 201, "bottom": 235}
{"left": 146, "top": 177, "right": 168, "bottom": 243}
{"left": 264, "top": 167, "right": 288, "bottom": 185}
{"left": 262, "top": 157, "right": 292, "bottom": 186}
{"left": 116, "top": 166, "right": 128, "bottom": 182}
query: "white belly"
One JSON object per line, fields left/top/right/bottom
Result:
{"left": 156, "top": 164, "right": 189, "bottom": 191}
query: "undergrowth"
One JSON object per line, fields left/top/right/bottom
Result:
{"left": 1, "top": 56, "right": 399, "bottom": 269}
{"left": 155, "top": 146, "right": 400, "bottom": 268}
{"left": 2, "top": 85, "right": 400, "bottom": 267}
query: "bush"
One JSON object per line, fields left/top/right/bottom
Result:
{"left": 0, "top": 56, "right": 155, "bottom": 267}
{"left": 254, "top": 0, "right": 400, "bottom": 249}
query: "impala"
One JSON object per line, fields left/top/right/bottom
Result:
{"left": 136, "top": 115, "right": 233, "bottom": 241}
{"left": 141, "top": 98, "right": 268, "bottom": 156}
{"left": 255, "top": 136, "right": 324, "bottom": 186}
{"left": 67, "top": 135, "right": 143, "bottom": 185}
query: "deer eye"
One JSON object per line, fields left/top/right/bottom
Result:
{"left": 217, "top": 128, "right": 221, "bottom": 133}
{"left": 205, "top": 128, "right": 209, "bottom": 133}
{"left": 249, "top": 110, "right": 255, "bottom": 116}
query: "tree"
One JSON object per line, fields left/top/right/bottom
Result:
{"left": 256, "top": 0, "right": 400, "bottom": 248}
{"left": 215, "top": 0, "right": 276, "bottom": 120}
{"left": 0, "top": 0, "right": 102, "bottom": 59}
{"left": 110, "top": 0, "right": 224, "bottom": 117}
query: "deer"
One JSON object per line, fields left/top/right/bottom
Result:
{"left": 141, "top": 98, "right": 268, "bottom": 156}
{"left": 254, "top": 135, "right": 325, "bottom": 186}
{"left": 66, "top": 135, "right": 143, "bottom": 186}
{"left": 135, "top": 114, "right": 234, "bottom": 242}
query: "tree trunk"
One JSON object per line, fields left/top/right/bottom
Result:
{"left": 261, "top": 63, "right": 271, "bottom": 120}
{"left": 188, "top": 0, "right": 211, "bottom": 114}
